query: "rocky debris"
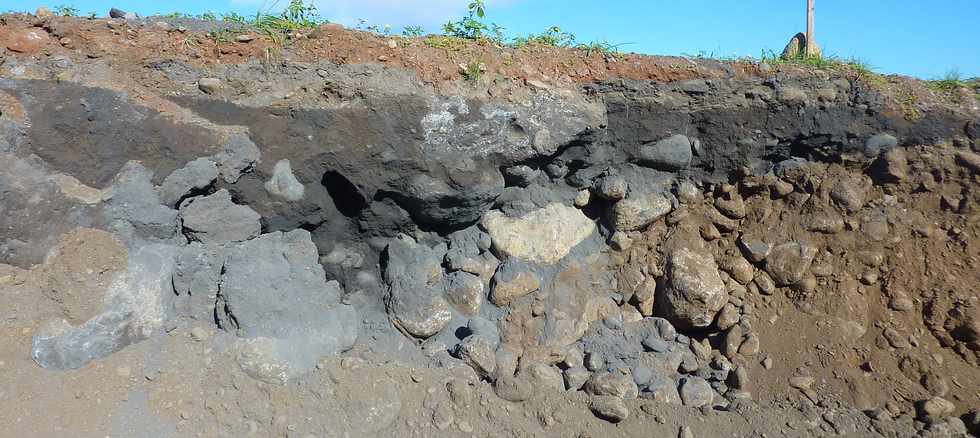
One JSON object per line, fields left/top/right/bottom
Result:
{"left": 590, "top": 395, "right": 629, "bottom": 423}
{"left": 217, "top": 230, "right": 357, "bottom": 378}
{"left": 104, "top": 162, "right": 180, "bottom": 242}
{"left": 156, "top": 157, "right": 218, "bottom": 207}
{"left": 383, "top": 235, "right": 452, "bottom": 338}
{"left": 503, "top": 165, "right": 541, "bottom": 187}
{"left": 610, "top": 191, "right": 673, "bottom": 232}
{"left": 481, "top": 203, "right": 595, "bottom": 264}
{"left": 638, "top": 134, "right": 693, "bottom": 170}
{"left": 916, "top": 397, "right": 956, "bottom": 422}
{"left": 264, "top": 159, "right": 305, "bottom": 201}
{"left": 764, "top": 241, "right": 817, "bottom": 286}
{"left": 33, "top": 245, "right": 177, "bottom": 370}
{"left": 657, "top": 234, "right": 728, "bottom": 329}
{"left": 179, "top": 189, "right": 261, "bottom": 244}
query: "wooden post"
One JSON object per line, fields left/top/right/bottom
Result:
{"left": 805, "top": 0, "right": 816, "bottom": 57}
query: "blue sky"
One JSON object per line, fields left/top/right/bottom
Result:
{"left": 5, "top": 0, "right": 978, "bottom": 78}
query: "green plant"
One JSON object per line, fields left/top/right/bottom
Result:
{"left": 512, "top": 26, "right": 576, "bottom": 48}
{"left": 86, "top": 11, "right": 96, "bottom": 19}
{"left": 442, "top": 0, "right": 504, "bottom": 43}
{"left": 53, "top": 5, "right": 79, "bottom": 16}
{"left": 200, "top": 11, "right": 218, "bottom": 21}
{"left": 577, "top": 39, "right": 631, "bottom": 58}
{"left": 461, "top": 61, "right": 484, "bottom": 82}
{"left": 928, "top": 69, "right": 966, "bottom": 92}
{"left": 403, "top": 25, "right": 425, "bottom": 37}
{"left": 424, "top": 35, "right": 467, "bottom": 51}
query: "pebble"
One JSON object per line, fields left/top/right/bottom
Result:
{"left": 724, "top": 325, "right": 743, "bottom": 358}
{"left": 917, "top": 396, "right": 955, "bottom": 422}
{"left": 574, "top": 190, "right": 591, "bottom": 208}
{"left": 585, "top": 352, "right": 605, "bottom": 372}
{"left": 883, "top": 328, "right": 911, "bottom": 349}
{"left": 642, "top": 335, "right": 670, "bottom": 353}
{"left": 761, "top": 356, "right": 773, "bottom": 369}
{"left": 788, "top": 375, "right": 814, "bottom": 390}
{"left": 189, "top": 327, "right": 208, "bottom": 342}
{"left": 457, "top": 420, "right": 473, "bottom": 433}
{"left": 716, "top": 303, "right": 740, "bottom": 331}
{"left": 738, "top": 333, "right": 760, "bottom": 356}
{"left": 590, "top": 395, "right": 629, "bottom": 423}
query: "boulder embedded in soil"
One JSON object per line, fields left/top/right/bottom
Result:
{"left": 638, "top": 134, "right": 693, "bottom": 171}
{"left": 382, "top": 234, "right": 452, "bottom": 338}
{"left": 179, "top": 189, "right": 261, "bottom": 244}
{"left": 609, "top": 192, "right": 673, "bottom": 232}
{"left": 480, "top": 203, "right": 595, "bottom": 264}
{"left": 764, "top": 241, "right": 818, "bottom": 286}
{"left": 657, "top": 235, "right": 729, "bottom": 329}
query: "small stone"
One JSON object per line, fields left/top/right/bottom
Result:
{"left": 236, "top": 34, "right": 256, "bottom": 42}
{"left": 764, "top": 241, "right": 817, "bottom": 286}
{"left": 724, "top": 325, "right": 743, "bottom": 358}
{"left": 264, "top": 159, "right": 305, "bottom": 201}
{"left": 738, "top": 235, "right": 771, "bottom": 263}
{"left": 883, "top": 328, "right": 911, "bottom": 349}
{"left": 198, "top": 77, "right": 223, "bottom": 94}
{"left": 610, "top": 232, "right": 633, "bottom": 251}
{"left": 679, "top": 376, "right": 713, "bottom": 408}
{"left": 584, "top": 372, "right": 638, "bottom": 399}
{"left": 917, "top": 397, "right": 955, "bottom": 422}
{"left": 888, "top": 292, "right": 914, "bottom": 312}
{"left": 585, "top": 352, "right": 605, "bottom": 372}
{"left": 738, "top": 333, "right": 760, "bottom": 356}
{"left": 574, "top": 190, "right": 591, "bottom": 208}
{"left": 788, "top": 375, "right": 814, "bottom": 390}
{"left": 720, "top": 256, "right": 754, "bottom": 285}
{"left": 457, "top": 420, "right": 473, "bottom": 433}
{"left": 594, "top": 175, "right": 628, "bottom": 200}
{"left": 189, "top": 327, "right": 208, "bottom": 342}
{"left": 455, "top": 336, "right": 497, "bottom": 379}
{"left": 563, "top": 367, "right": 591, "bottom": 391}
{"left": 715, "top": 303, "right": 741, "bottom": 331}
{"left": 715, "top": 193, "right": 746, "bottom": 219}
{"left": 590, "top": 395, "right": 629, "bottom": 423}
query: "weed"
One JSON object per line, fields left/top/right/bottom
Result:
{"left": 86, "top": 11, "right": 96, "bottom": 19}
{"left": 461, "top": 61, "right": 484, "bottom": 82}
{"left": 927, "top": 69, "right": 966, "bottom": 92}
{"left": 577, "top": 40, "right": 631, "bottom": 58}
{"left": 424, "top": 35, "right": 467, "bottom": 51}
{"left": 403, "top": 26, "right": 426, "bottom": 38}
{"left": 200, "top": 11, "right": 218, "bottom": 21}
{"left": 442, "top": 0, "right": 504, "bottom": 43}
{"left": 53, "top": 5, "right": 79, "bottom": 16}
{"left": 512, "top": 26, "right": 576, "bottom": 48}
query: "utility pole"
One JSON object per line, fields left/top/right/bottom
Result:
{"left": 805, "top": 0, "right": 816, "bottom": 57}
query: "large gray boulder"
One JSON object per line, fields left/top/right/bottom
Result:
{"left": 216, "top": 230, "right": 358, "bottom": 375}
{"left": 657, "top": 235, "right": 728, "bottom": 329}
{"left": 32, "top": 244, "right": 177, "bottom": 370}
{"left": 104, "top": 161, "right": 180, "bottom": 241}
{"left": 179, "top": 189, "right": 261, "bottom": 244}
{"left": 156, "top": 157, "right": 218, "bottom": 207}
{"left": 638, "top": 134, "right": 693, "bottom": 171}
{"left": 382, "top": 234, "right": 452, "bottom": 338}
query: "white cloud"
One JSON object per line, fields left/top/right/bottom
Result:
{"left": 231, "top": 0, "right": 514, "bottom": 29}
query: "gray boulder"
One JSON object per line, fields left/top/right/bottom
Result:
{"left": 382, "top": 235, "right": 452, "bottom": 338}
{"left": 679, "top": 376, "right": 714, "bottom": 407}
{"left": 216, "top": 230, "right": 357, "bottom": 374}
{"left": 104, "top": 162, "right": 180, "bottom": 242}
{"left": 156, "top": 157, "right": 218, "bottom": 207}
{"left": 638, "top": 134, "right": 693, "bottom": 171}
{"left": 213, "top": 132, "right": 260, "bottom": 184}
{"left": 264, "top": 159, "right": 305, "bottom": 201}
{"left": 33, "top": 245, "right": 177, "bottom": 370}
{"left": 179, "top": 189, "right": 261, "bottom": 244}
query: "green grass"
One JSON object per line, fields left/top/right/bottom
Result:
{"left": 757, "top": 48, "right": 884, "bottom": 85}
{"left": 927, "top": 70, "right": 968, "bottom": 92}
{"left": 512, "top": 26, "right": 576, "bottom": 48}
